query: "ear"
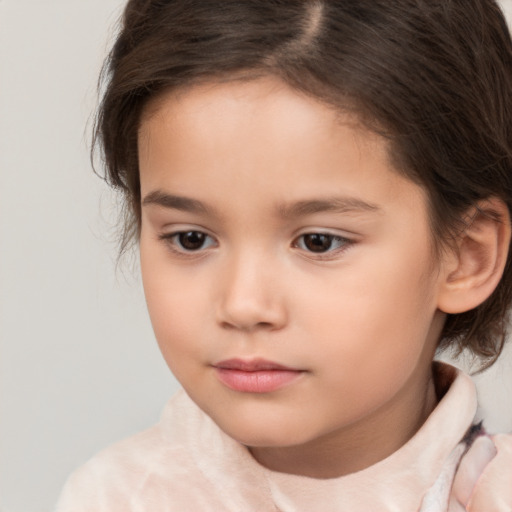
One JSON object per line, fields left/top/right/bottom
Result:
{"left": 437, "top": 197, "right": 511, "bottom": 314}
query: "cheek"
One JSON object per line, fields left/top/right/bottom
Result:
{"left": 297, "top": 271, "right": 438, "bottom": 425}
{"left": 140, "top": 241, "right": 205, "bottom": 363}
{"left": 301, "top": 244, "right": 438, "bottom": 376}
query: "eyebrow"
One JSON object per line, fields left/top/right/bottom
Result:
{"left": 142, "top": 190, "right": 381, "bottom": 218}
{"left": 142, "top": 190, "right": 215, "bottom": 215}
{"left": 276, "top": 197, "right": 381, "bottom": 218}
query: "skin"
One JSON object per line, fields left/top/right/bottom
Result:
{"left": 138, "top": 77, "right": 450, "bottom": 478}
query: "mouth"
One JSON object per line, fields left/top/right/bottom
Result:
{"left": 212, "top": 358, "right": 305, "bottom": 393}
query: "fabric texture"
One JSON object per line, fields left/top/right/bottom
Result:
{"left": 55, "top": 363, "right": 512, "bottom": 512}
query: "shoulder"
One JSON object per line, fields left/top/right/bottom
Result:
{"left": 55, "top": 391, "right": 202, "bottom": 512}
{"left": 450, "top": 432, "right": 512, "bottom": 511}
{"left": 54, "top": 425, "right": 158, "bottom": 511}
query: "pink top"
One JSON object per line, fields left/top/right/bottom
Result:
{"left": 56, "top": 363, "right": 512, "bottom": 511}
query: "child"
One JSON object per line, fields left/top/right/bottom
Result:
{"left": 56, "top": 0, "right": 512, "bottom": 510}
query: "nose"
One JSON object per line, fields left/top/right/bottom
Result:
{"left": 216, "top": 252, "right": 288, "bottom": 332}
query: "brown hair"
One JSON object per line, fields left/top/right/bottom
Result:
{"left": 95, "top": 0, "right": 512, "bottom": 367}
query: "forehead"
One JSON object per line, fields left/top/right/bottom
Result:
{"left": 137, "top": 77, "right": 428, "bottom": 222}
{"left": 139, "top": 76, "right": 382, "bottom": 155}
{"left": 140, "top": 78, "right": 388, "bottom": 165}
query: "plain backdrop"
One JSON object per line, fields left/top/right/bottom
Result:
{"left": 1, "top": 1, "right": 512, "bottom": 511}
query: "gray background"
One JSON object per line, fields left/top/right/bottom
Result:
{"left": 1, "top": 1, "right": 511, "bottom": 511}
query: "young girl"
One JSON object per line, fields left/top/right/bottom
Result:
{"left": 56, "top": 0, "right": 512, "bottom": 510}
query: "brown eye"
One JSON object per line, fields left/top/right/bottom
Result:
{"left": 295, "top": 233, "right": 350, "bottom": 254}
{"left": 302, "top": 234, "right": 335, "bottom": 252}
{"left": 176, "top": 231, "right": 210, "bottom": 251}
{"left": 159, "top": 229, "right": 217, "bottom": 255}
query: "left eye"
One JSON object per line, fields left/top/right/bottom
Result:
{"left": 294, "top": 233, "right": 349, "bottom": 253}
{"left": 164, "top": 231, "right": 216, "bottom": 252}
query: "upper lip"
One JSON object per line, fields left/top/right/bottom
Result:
{"left": 213, "top": 358, "right": 300, "bottom": 372}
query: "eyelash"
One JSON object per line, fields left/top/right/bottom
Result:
{"left": 158, "top": 231, "right": 217, "bottom": 256}
{"left": 292, "top": 232, "right": 353, "bottom": 259}
{"left": 158, "top": 230, "right": 354, "bottom": 259}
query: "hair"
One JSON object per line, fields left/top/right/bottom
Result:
{"left": 94, "top": 0, "right": 512, "bottom": 367}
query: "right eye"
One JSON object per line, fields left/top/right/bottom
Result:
{"left": 160, "top": 230, "right": 216, "bottom": 252}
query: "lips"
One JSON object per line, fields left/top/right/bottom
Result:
{"left": 213, "top": 358, "right": 304, "bottom": 393}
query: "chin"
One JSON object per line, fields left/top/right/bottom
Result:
{"left": 211, "top": 413, "right": 315, "bottom": 448}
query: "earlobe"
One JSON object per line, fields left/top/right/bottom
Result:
{"left": 437, "top": 197, "right": 511, "bottom": 314}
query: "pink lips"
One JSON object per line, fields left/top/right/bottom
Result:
{"left": 213, "top": 358, "right": 304, "bottom": 393}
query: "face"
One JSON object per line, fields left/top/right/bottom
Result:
{"left": 138, "top": 77, "right": 447, "bottom": 473}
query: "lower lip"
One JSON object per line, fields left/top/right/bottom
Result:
{"left": 215, "top": 368, "right": 303, "bottom": 393}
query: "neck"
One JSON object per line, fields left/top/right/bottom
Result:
{"left": 249, "top": 366, "right": 438, "bottom": 479}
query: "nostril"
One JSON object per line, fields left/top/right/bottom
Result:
{"left": 255, "top": 321, "right": 275, "bottom": 330}
{"left": 220, "top": 319, "right": 277, "bottom": 332}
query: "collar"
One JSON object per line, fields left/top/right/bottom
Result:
{"left": 162, "top": 362, "right": 476, "bottom": 512}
